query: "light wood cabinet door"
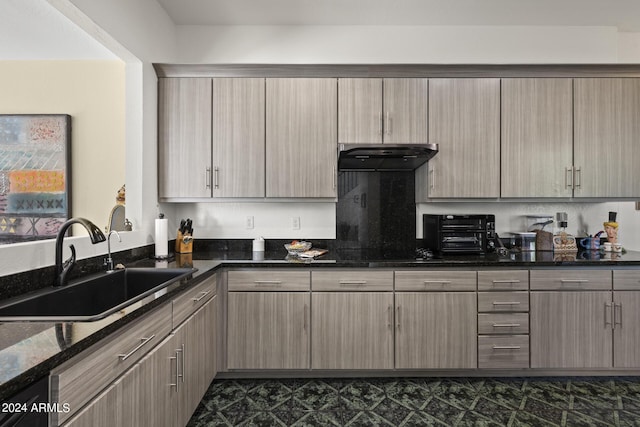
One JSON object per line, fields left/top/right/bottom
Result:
{"left": 227, "top": 292, "right": 310, "bottom": 369}
{"left": 530, "top": 291, "right": 612, "bottom": 368}
{"left": 613, "top": 291, "right": 640, "bottom": 368}
{"left": 383, "top": 78, "right": 428, "bottom": 143}
{"left": 574, "top": 78, "right": 640, "bottom": 198}
{"left": 501, "top": 78, "right": 573, "bottom": 198}
{"left": 338, "top": 78, "right": 383, "bottom": 143}
{"left": 266, "top": 78, "right": 337, "bottom": 198}
{"left": 395, "top": 292, "right": 477, "bottom": 369}
{"left": 158, "top": 78, "right": 212, "bottom": 198}
{"left": 62, "top": 378, "right": 123, "bottom": 427}
{"left": 425, "top": 78, "right": 500, "bottom": 198}
{"left": 212, "top": 78, "right": 265, "bottom": 197}
{"left": 312, "top": 292, "right": 394, "bottom": 370}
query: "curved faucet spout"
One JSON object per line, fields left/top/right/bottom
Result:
{"left": 54, "top": 218, "right": 106, "bottom": 287}
{"left": 105, "top": 230, "right": 122, "bottom": 273}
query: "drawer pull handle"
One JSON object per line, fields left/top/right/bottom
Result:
{"left": 492, "top": 301, "right": 521, "bottom": 306}
{"left": 253, "top": 280, "right": 282, "bottom": 286}
{"left": 492, "top": 280, "right": 521, "bottom": 284}
{"left": 169, "top": 354, "right": 179, "bottom": 390}
{"left": 118, "top": 335, "right": 155, "bottom": 361}
{"left": 192, "top": 291, "right": 210, "bottom": 302}
{"left": 339, "top": 280, "right": 367, "bottom": 285}
{"left": 492, "top": 323, "right": 521, "bottom": 328}
{"left": 560, "top": 279, "right": 589, "bottom": 284}
{"left": 492, "top": 345, "right": 521, "bottom": 350}
{"left": 423, "top": 280, "right": 452, "bottom": 285}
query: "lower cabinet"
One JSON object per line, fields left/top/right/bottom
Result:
{"left": 227, "top": 292, "right": 310, "bottom": 369}
{"left": 395, "top": 292, "right": 477, "bottom": 369}
{"left": 312, "top": 292, "right": 394, "bottom": 369}
{"left": 62, "top": 295, "right": 217, "bottom": 427}
{"left": 530, "top": 291, "right": 613, "bottom": 368}
{"left": 613, "top": 291, "right": 640, "bottom": 368}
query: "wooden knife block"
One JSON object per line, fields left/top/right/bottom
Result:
{"left": 175, "top": 231, "right": 193, "bottom": 253}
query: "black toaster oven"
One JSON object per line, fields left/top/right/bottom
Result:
{"left": 423, "top": 214, "right": 496, "bottom": 254}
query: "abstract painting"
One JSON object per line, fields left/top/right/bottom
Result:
{"left": 0, "top": 115, "right": 71, "bottom": 244}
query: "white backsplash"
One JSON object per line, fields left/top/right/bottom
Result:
{"left": 171, "top": 200, "right": 639, "bottom": 251}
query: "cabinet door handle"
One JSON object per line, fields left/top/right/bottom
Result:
{"left": 339, "top": 280, "right": 367, "bottom": 285}
{"left": 192, "top": 291, "right": 210, "bottom": 302}
{"left": 492, "top": 280, "right": 520, "bottom": 284}
{"left": 492, "top": 301, "right": 521, "bottom": 306}
{"left": 378, "top": 112, "right": 383, "bottom": 136}
{"left": 574, "top": 166, "right": 581, "bottom": 189}
{"left": 385, "top": 112, "right": 391, "bottom": 136}
{"left": 303, "top": 304, "right": 308, "bottom": 332}
{"left": 565, "top": 166, "right": 573, "bottom": 189}
{"left": 423, "top": 280, "right": 451, "bottom": 285}
{"left": 214, "top": 166, "right": 219, "bottom": 189}
{"left": 169, "top": 354, "right": 179, "bottom": 390}
{"left": 118, "top": 335, "right": 155, "bottom": 361}
{"left": 605, "top": 302, "right": 613, "bottom": 328}
{"left": 179, "top": 344, "right": 185, "bottom": 383}
{"left": 396, "top": 306, "right": 401, "bottom": 330}
{"left": 253, "top": 280, "right": 282, "bottom": 286}
{"left": 492, "top": 323, "right": 521, "bottom": 328}
{"left": 333, "top": 166, "right": 336, "bottom": 190}
{"left": 387, "top": 305, "right": 392, "bottom": 329}
{"left": 492, "top": 345, "right": 521, "bottom": 350}
{"left": 560, "top": 279, "right": 589, "bottom": 284}
{"left": 205, "top": 167, "right": 211, "bottom": 189}
{"left": 614, "top": 302, "right": 622, "bottom": 328}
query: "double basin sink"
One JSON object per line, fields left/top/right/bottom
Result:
{"left": 0, "top": 267, "right": 196, "bottom": 322}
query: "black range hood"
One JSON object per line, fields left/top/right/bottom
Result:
{"left": 338, "top": 143, "right": 438, "bottom": 171}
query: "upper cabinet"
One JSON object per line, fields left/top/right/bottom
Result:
{"left": 211, "top": 78, "right": 265, "bottom": 198}
{"left": 574, "top": 78, "right": 640, "bottom": 198}
{"left": 266, "top": 78, "right": 337, "bottom": 198}
{"left": 422, "top": 78, "right": 500, "bottom": 199}
{"left": 158, "top": 78, "right": 212, "bottom": 199}
{"left": 501, "top": 78, "right": 574, "bottom": 198}
{"left": 338, "top": 78, "right": 428, "bottom": 144}
{"left": 158, "top": 78, "right": 265, "bottom": 200}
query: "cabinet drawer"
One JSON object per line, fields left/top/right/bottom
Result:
{"left": 478, "top": 335, "right": 529, "bottom": 369}
{"left": 530, "top": 269, "right": 611, "bottom": 290}
{"left": 228, "top": 270, "right": 310, "bottom": 291}
{"left": 614, "top": 270, "right": 640, "bottom": 290}
{"left": 478, "top": 270, "right": 529, "bottom": 291}
{"left": 395, "top": 270, "right": 476, "bottom": 291}
{"left": 478, "top": 292, "right": 529, "bottom": 312}
{"left": 478, "top": 313, "right": 529, "bottom": 335}
{"left": 51, "top": 303, "right": 172, "bottom": 425}
{"left": 312, "top": 270, "right": 393, "bottom": 291}
{"left": 173, "top": 275, "right": 216, "bottom": 327}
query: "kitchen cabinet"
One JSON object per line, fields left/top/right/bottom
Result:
{"left": 158, "top": 78, "right": 265, "bottom": 200}
{"left": 395, "top": 292, "right": 477, "bottom": 369}
{"left": 613, "top": 271, "right": 640, "bottom": 368}
{"left": 63, "top": 378, "right": 123, "bottom": 426}
{"left": 158, "top": 78, "right": 212, "bottom": 199}
{"left": 266, "top": 78, "right": 337, "bottom": 198}
{"left": 211, "top": 78, "right": 265, "bottom": 197}
{"left": 338, "top": 78, "right": 428, "bottom": 144}
{"left": 420, "top": 78, "right": 500, "bottom": 199}
{"left": 312, "top": 292, "right": 394, "bottom": 369}
{"left": 227, "top": 270, "right": 311, "bottom": 369}
{"left": 574, "top": 78, "right": 640, "bottom": 198}
{"left": 501, "top": 78, "right": 573, "bottom": 198}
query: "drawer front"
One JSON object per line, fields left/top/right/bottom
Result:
{"left": 51, "top": 303, "right": 172, "bottom": 425}
{"left": 478, "top": 313, "right": 529, "bottom": 335}
{"left": 530, "top": 269, "right": 611, "bottom": 290}
{"left": 478, "top": 270, "right": 529, "bottom": 291}
{"left": 228, "top": 270, "right": 310, "bottom": 291}
{"left": 173, "top": 274, "right": 216, "bottom": 327}
{"left": 478, "top": 335, "right": 530, "bottom": 369}
{"left": 395, "top": 270, "right": 476, "bottom": 291}
{"left": 614, "top": 270, "right": 640, "bottom": 290}
{"left": 478, "top": 292, "right": 529, "bottom": 312}
{"left": 312, "top": 270, "right": 393, "bottom": 291}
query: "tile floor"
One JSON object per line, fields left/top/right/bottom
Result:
{"left": 187, "top": 377, "right": 640, "bottom": 426}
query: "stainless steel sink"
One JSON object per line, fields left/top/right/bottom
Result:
{"left": 0, "top": 267, "right": 196, "bottom": 322}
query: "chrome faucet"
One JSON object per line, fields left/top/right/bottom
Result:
{"left": 54, "top": 218, "right": 106, "bottom": 287}
{"left": 105, "top": 230, "right": 121, "bottom": 273}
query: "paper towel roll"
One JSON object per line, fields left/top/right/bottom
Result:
{"left": 155, "top": 215, "right": 168, "bottom": 259}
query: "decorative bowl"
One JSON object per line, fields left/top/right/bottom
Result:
{"left": 284, "top": 241, "right": 312, "bottom": 255}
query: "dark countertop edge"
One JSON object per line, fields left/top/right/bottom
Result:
{"left": 3, "top": 252, "right": 640, "bottom": 400}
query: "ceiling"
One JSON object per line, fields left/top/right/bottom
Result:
{"left": 156, "top": 0, "right": 640, "bottom": 31}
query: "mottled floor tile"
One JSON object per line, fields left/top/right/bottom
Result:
{"left": 289, "top": 410, "right": 343, "bottom": 427}
{"left": 564, "top": 410, "right": 615, "bottom": 426}
{"left": 618, "top": 410, "right": 640, "bottom": 427}
{"left": 456, "top": 410, "right": 506, "bottom": 427}
{"left": 521, "top": 396, "right": 565, "bottom": 424}
{"left": 422, "top": 396, "right": 466, "bottom": 424}
{"left": 382, "top": 379, "right": 432, "bottom": 410}
{"left": 371, "top": 397, "right": 413, "bottom": 425}
{"left": 340, "top": 380, "right": 387, "bottom": 410}
{"left": 292, "top": 379, "right": 342, "bottom": 411}
{"left": 244, "top": 381, "right": 293, "bottom": 410}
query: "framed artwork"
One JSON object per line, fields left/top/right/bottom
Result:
{"left": 0, "top": 114, "right": 71, "bottom": 244}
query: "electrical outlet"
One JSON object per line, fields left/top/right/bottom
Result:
{"left": 292, "top": 217, "right": 300, "bottom": 230}
{"left": 246, "top": 216, "right": 254, "bottom": 229}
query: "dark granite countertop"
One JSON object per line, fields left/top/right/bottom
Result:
{"left": 2, "top": 247, "right": 640, "bottom": 401}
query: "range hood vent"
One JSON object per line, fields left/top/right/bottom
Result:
{"left": 338, "top": 143, "right": 438, "bottom": 171}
